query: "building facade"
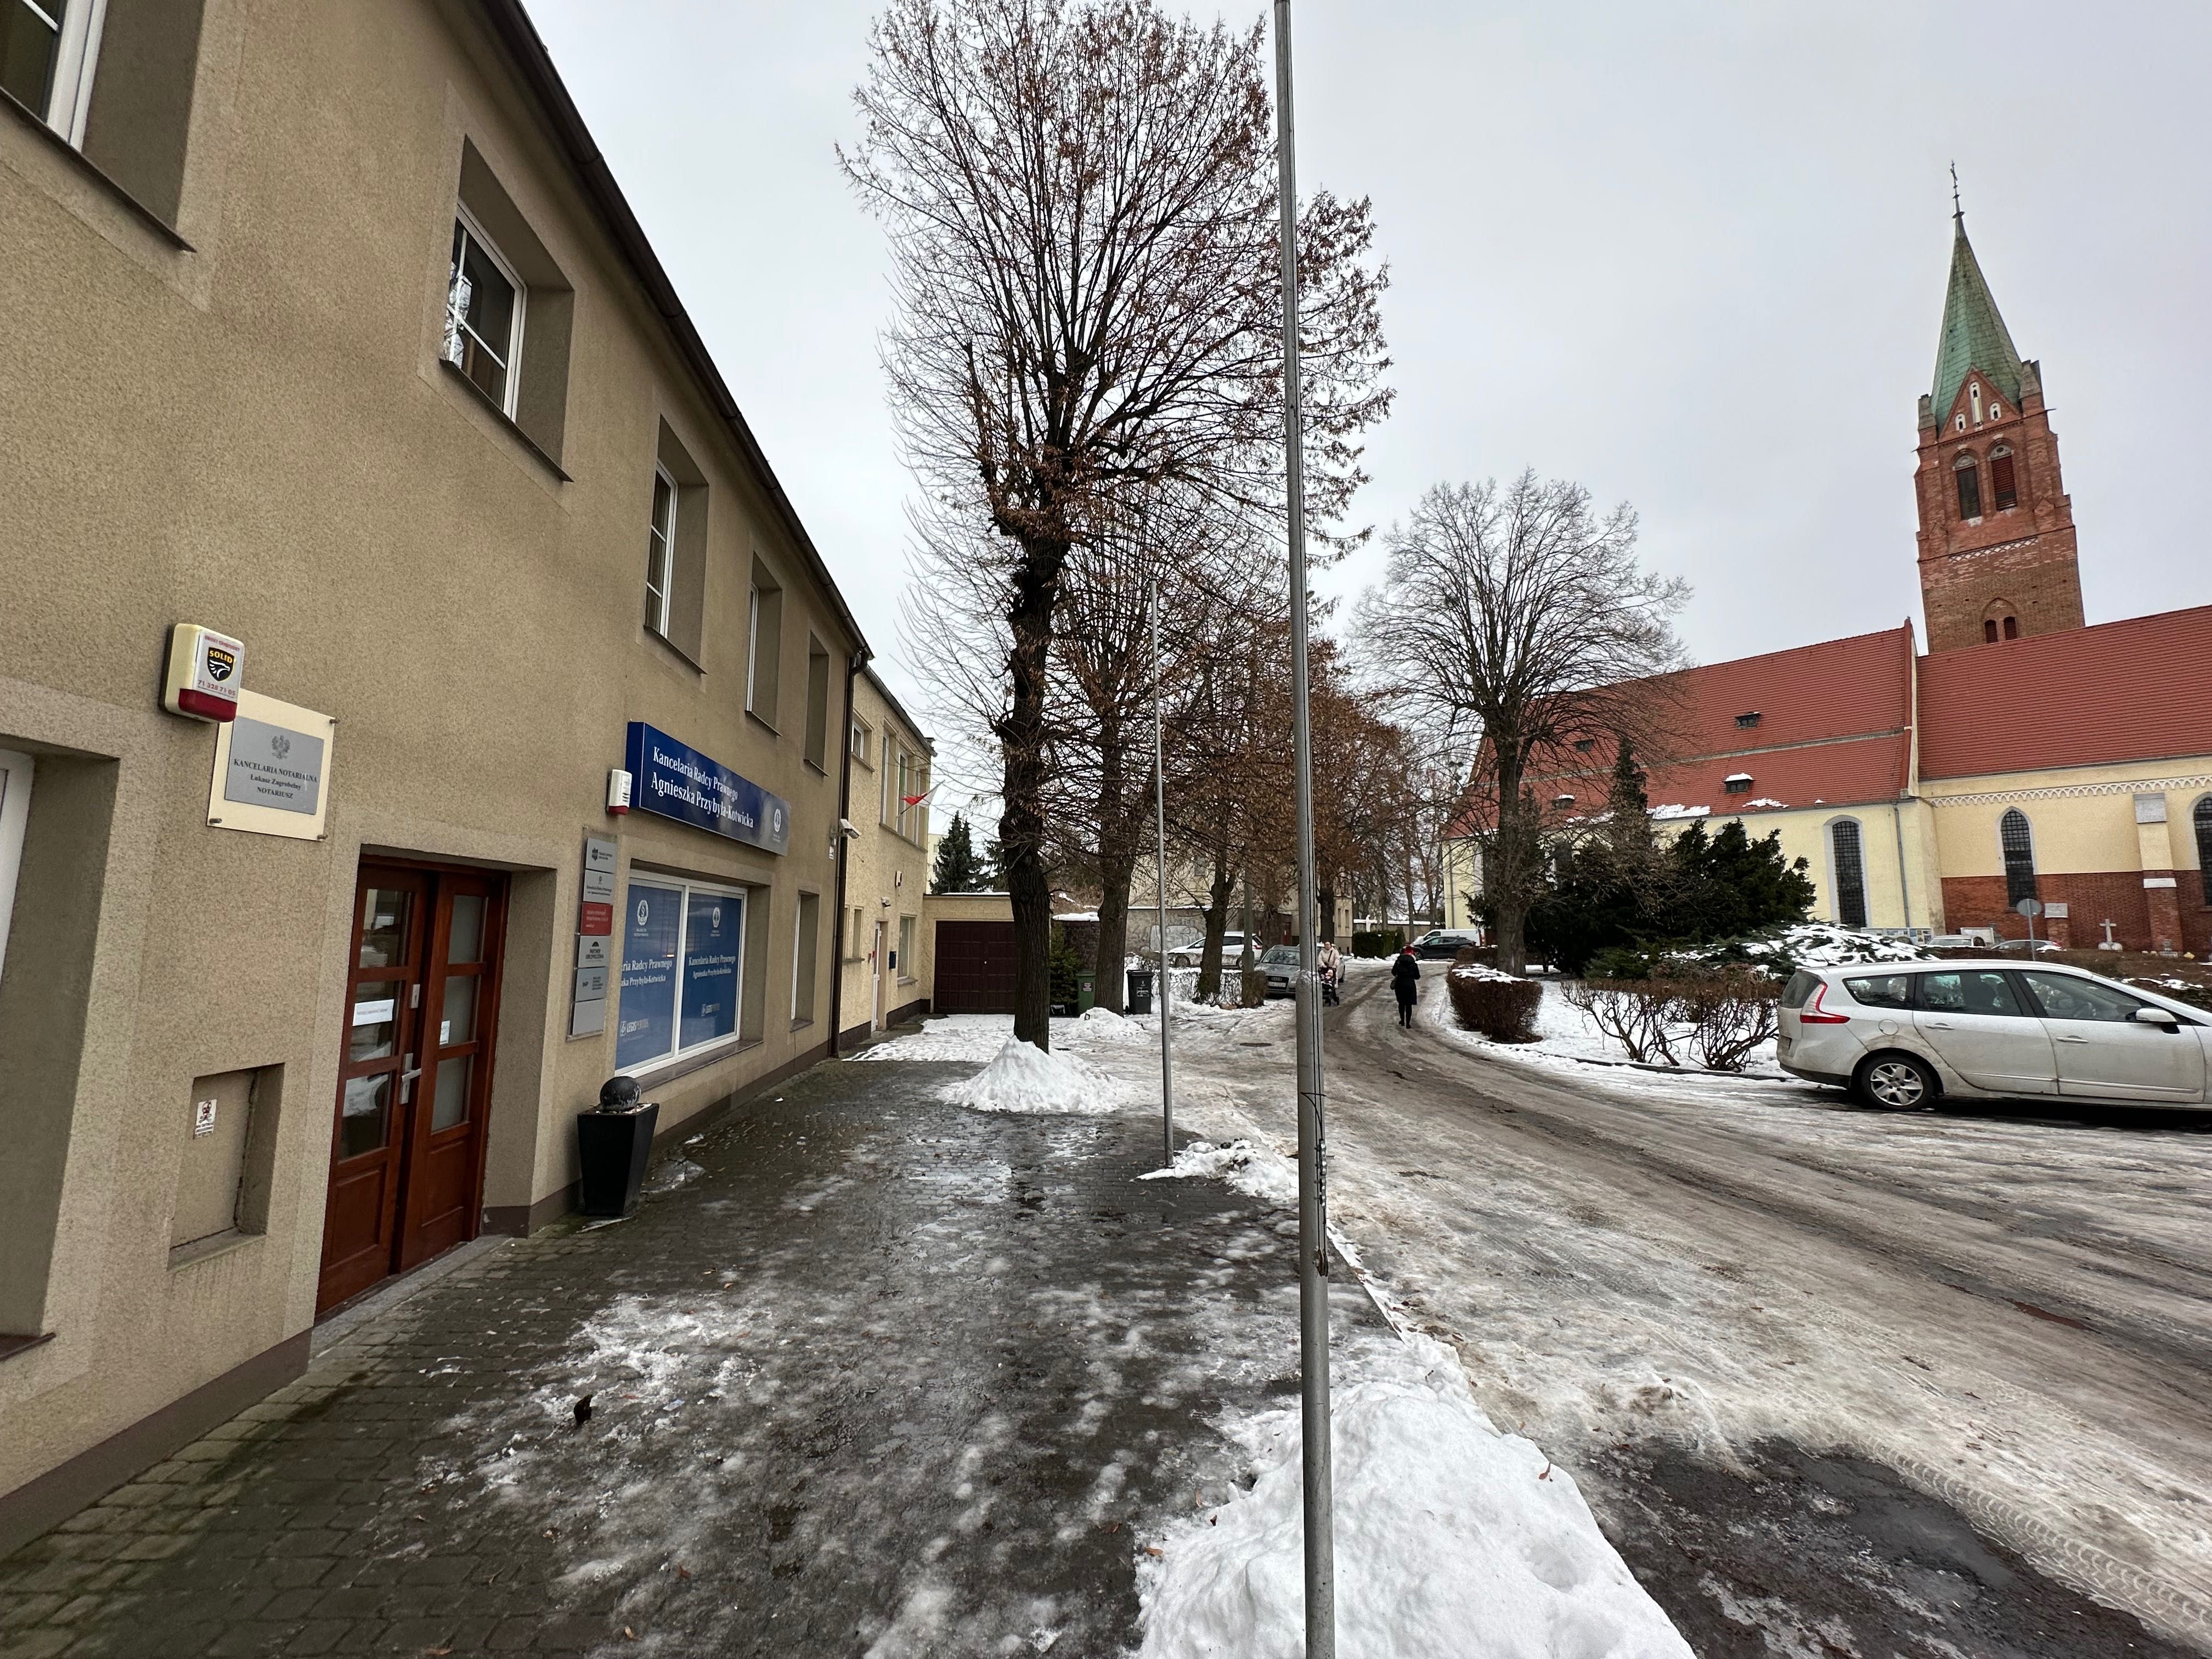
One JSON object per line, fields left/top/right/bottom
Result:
{"left": 837, "top": 669, "right": 934, "bottom": 1043}
{"left": 1451, "top": 209, "right": 2212, "bottom": 956}
{"left": 1, "top": 0, "right": 877, "bottom": 1548}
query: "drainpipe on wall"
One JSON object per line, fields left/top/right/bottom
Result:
{"left": 827, "top": 651, "right": 863, "bottom": 1057}
{"left": 1893, "top": 800, "right": 1914, "bottom": 935}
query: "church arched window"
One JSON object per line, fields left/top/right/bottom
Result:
{"left": 1999, "top": 809, "right": 2038, "bottom": 906}
{"left": 1982, "top": 600, "right": 2019, "bottom": 644}
{"left": 1990, "top": 443, "right": 2018, "bottom": 511}
{"left": 2195, "top": 797, "right": 2212, "bottom": 907}
{"left": 1954, "top": 452, "right": 1982, "bottom": 519}
{"left": 1829, "top": 818, "right": 1869, "bottom": 928}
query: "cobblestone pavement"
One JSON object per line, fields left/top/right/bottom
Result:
{"left": 0, "top": 1053, "right": 1377, "bottom": 1657}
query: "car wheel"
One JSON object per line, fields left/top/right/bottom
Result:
{"left": 1855, "top": 1052, "right": 1937, "bottom": 1110}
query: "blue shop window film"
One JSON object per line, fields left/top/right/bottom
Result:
{"left": 681, "top": 892, "right": 742, "bottom": 1049}
{"left": 617, "top": 884, "right": 682, "bottom": 1067}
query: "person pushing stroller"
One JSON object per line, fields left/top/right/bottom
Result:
{"left": 1317, "top": 939, "right": 1343, "bottom": 1006}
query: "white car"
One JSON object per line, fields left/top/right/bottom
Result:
{"left": 1779, "top": 961, "right": 2211, "bottom": 1109}
{"left": 1166, "top": 932, "right": 1249, "bottom": 968}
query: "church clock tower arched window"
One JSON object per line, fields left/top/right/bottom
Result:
{"left": 1954, "top": 452, "right": 1982, "bottom": 520}
{"left": 1989, "top": 444, "right": 2017, "bottom": 511}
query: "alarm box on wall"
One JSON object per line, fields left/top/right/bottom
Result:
{"left": 163, "top": 624, "right": 245, "bottom": 722}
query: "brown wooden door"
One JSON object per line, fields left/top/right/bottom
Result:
{"left": 319, "top": 864, "right": 505, "bottom": 1314}
{"left": 933, "top": 920, "right": 1017, "bottom": 1013}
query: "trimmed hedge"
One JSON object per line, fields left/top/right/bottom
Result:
{"left": 1445, "top": 954, "right": 1542, "bottom": 1042}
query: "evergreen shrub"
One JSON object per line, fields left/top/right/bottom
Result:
{"left": 1445, "top": 953, "right": 1542, "bottom": 1042}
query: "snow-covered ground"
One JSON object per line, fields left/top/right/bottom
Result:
{"left": 851, "top": 999, "right": 1694, "bottom": 1657}
{"left": 1431, "top": 979, "right": 1790, "bottom": 1082}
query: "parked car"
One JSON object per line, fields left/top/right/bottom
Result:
{"left": 1991, "top": 936, "right": 2064, "bottom": 956}
{"left": 1166, "top": 932, "right": 1249, "bottom": 968}
{"left": 1412, "top": 928, "right": 1483, "bottom": 960}
{"left": 1922, "top": 934, "right": 1982, "bottom": 950}
{"left": 1259, "top": 944, "right": 1302, "bottom": 997}
{"left": 1778, "top": 961, "right": 2210, "bottom": 1109}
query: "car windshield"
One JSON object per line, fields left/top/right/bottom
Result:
{"left": 1261, "top": 946, "right": 1299, "bottom": 965}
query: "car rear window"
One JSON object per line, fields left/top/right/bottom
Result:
{"left": 1780, "top": 970, "right": 1820, "bottom": 1009}
{"left": 1844, "top": 973, "right": 1915, "bottom": 1009}
{"left": 1921, "top": 970, "right": 2026, "bottom": 1017}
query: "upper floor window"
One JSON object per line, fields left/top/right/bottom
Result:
{"left": 2, "top": 0, "right": 104, "bottom": 143}
{"left": 445, "top": 213, "right": 524, "bottom": 415}
{"left": 1954, "top": 452, "right": 1982, "bottom": 520}
{"left": 1989, "top": 443, "right": 2018, "bottom": 511}
{"left": 1735, "top": 711, "right": 1762, "bottom": 729}
{"left": 1723, "top": 774, "right": 1753, "bottom": 795}
{"left": 644, "top": 467, "right": 676, "bottom": 636}
{"left": 850, "top": 717, "right": 871, "bottom": 765}
{"left": 1829, "top": 819, "right": 1867, "bottom": 929}
{"left": 1969, "top": 381, "right": 1983, "bottom": 425}
{"left": 1982, "top": 601, "right": 2018, "bottom": 645}
{"left": 1999, "top": 808, "right": 2038, "bottom": 906}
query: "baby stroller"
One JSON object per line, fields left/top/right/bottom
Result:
{"left": 1319, "top": 955, "right": 1342, "bottom": 1006}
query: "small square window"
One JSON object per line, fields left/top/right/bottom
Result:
{"left": 1724, "top": 774, "right": 1753, "bottom": 794}
{"left": 1734, "top": 712, "right": 1762, "bottom": 729}
{"left": 1573, "top": 738, "right": 1596, "bottom": 753}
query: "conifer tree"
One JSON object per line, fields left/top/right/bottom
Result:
{"left": 930, "top": 812, "right": 989, "bottom": 894}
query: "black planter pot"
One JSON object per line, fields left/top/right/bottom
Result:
{"left": 577, "top": 1102, "right": 659, "bottom": 1217}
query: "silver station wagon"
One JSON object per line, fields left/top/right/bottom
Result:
{"left": 1779, "top": 961, "right": 2211, "bottom": 1109}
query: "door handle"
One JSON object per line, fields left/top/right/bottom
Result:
{"left": 1923, "top": 1020, "right": 1955, "bottom": 1029}
{"left": 2055, "top": 1035, "right": 2091, "bottom": 1044}
{"left": 399, "top": 1053, "right": 423, "bottom": 1102}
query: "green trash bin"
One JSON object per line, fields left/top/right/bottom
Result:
{"left": 1076, "top": 969, "right": 1096, "bottom": 1012}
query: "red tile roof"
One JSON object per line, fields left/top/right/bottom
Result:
{"left": 1509, "top": 623, "right": 1918, "bottom": 818}
{"left": 1916, "top": 605, "right": 2212, "bottom": 779}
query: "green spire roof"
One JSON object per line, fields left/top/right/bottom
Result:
{"left": 1931, "top": 213, "right": 2023, "bottom": 419}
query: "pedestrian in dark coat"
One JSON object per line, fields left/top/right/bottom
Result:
{"left": 1390, "top": 946, "right": 1420, "bottom": 1028}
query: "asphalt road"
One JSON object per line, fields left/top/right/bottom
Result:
{"left": 1307, "top": 968, "right": 2212, "bottom": 1657}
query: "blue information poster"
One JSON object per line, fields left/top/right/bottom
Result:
{"left": 616, "top": 883, "right": 682, "bottom": 1068}
{"left": 681, "top": 892, "right": 742, "bottom": 1050}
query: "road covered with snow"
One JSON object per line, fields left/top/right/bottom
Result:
{"left": 1109, "top": 960, "right": 2212, "bottom": 1655}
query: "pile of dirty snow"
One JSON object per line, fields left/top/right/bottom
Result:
{"left": 1074, "top": 1006, "right": 1153, "bottom": 1044}
{"left": 1138, "top": 1331, "right": 1692, "bottom": 1659}
{"left": 1139, "top": 1139, "right": 1298, "bottom": 1210}
{"left": 941, "top": 1037, "right": 1123, "bottom": 1115}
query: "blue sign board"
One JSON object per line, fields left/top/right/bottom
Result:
{"left": 624, "top": 723, "right": 791, "bottom": 854}
{"left": 680, "top": 891, "right": 742, "bottom": 1049}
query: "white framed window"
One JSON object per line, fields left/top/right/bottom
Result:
{"left": 850, "top": 717, "right": 871, "bottom": 765}
{"left": 745, "top": 586, "right": 761, "bottom": 712}
{"left": 2, "top": 0, "right": 107, "bottom": 144}
{"left": 0, "top": 748, "right": 35, "bottom": 983}
{"left": 644, "top": 466, "right": 676, "bottom": 636}
{"left": 444, "top": 209, "right": 526, "bottom": 415}
{"left": 897, "top": 913, "right": 916, "bottom": 984}
{"left": 615, "top": 877, "right": 746, "bottom": 1071}
{"left": 880, "top": 740, "right": 894, "bottom": 826}
{"left": 792, "top": 891, "right": 821, "bottom": 1023}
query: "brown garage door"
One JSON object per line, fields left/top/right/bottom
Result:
{"left": 934, "top": 919, "right": 1017, "bottom": 1013}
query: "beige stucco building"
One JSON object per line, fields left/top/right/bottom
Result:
{"left": 0, "top": 0, "right": 888, "bottom": 1549}
{"left": 837, "top": 668, "right": 934, "bottom": 1042}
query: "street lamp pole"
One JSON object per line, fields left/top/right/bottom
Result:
{"left": 1273, "top": 3, "right": 1333, "bottom": 1653}
{"left": 1152, "top": 574, "right": 1176, "bottom": 1167}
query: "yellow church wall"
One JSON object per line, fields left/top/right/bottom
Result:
{"left": 1923, "top": 758, "right": 2212, "bottom": 878}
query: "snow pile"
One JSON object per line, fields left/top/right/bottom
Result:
{"left": 853, "top": 1014, "right": 1012, "bottom": 1063}
{"left": 1138, "top": 1331, "right": 1692, "bottom": 1659}
{"left": 1741, "top": 797, "right": 1788, "bottom": 809}
{"left": 1647, "top": 803, "right": 1709, "bottom": 821}
{"left": 1076, "top": 1006, "right": 1152, "bottom": 1044}
{"left": 1138, "top": 1139, "right": 1298, "bottom": 1210}
{"left": 941, "top": 1038, "right": 1125, "bottom": 1115}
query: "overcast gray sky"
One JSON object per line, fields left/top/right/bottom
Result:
{"left": 531, "top": 1, "right": 2211, "bottom": 810}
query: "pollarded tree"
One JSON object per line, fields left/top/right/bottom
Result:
{"left": 844, "top": 0, "right": 1390, "bottom": 1046}
{"left": 1359, "top": 473, "right": 1689, "bottom": 973}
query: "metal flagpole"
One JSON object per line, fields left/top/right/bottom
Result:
{"left": 1152, "top": 575, "right": 1176, "bottom": 1167}
{"left": 1273, "top": 2, "right": 1333, "bottom": 1652}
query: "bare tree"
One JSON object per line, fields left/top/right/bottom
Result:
{"left": 1359, "top": 473, "right": 1689, "bottom": 973}
{"left": 844, "top": 0, "right": 1390, "bottom": 1045}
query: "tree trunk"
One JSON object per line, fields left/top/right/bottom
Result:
{"left": 1001, "top": 526, "right": 1069, "bottom": 1048}
{"left": 1196, "top": 840, "right": 1233, "bottom": 1002}
{"left": 1319, "top": 881, "right": 1336, "bottom": 943}
{"left": 1489, "top": 759, "right": 1536, "bottom": 976}
{"left": 1095, "top": 849, "right": 1136, "bottom": 1014}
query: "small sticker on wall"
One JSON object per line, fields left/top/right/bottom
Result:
{"left": 193, "top": 1098, "right": 218, "bottom": 1137}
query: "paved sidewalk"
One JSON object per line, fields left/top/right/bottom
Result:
{"left": 0, "top": 1054, "right": 1376, "bottom": 1657}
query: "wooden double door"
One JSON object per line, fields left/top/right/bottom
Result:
{"left": 318, "top": 862, "right": 506, "bottom": 1314}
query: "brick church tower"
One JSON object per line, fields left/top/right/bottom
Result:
{"left": 1914, "top": 210, "right": 2085, "bottom": 653}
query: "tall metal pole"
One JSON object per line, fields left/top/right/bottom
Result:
{"left": 1273, "top": 3, "right": 1333, "bottom": 1651}
{"left": 1152, "top": 576, "right": 1176, "bottom": 1166}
